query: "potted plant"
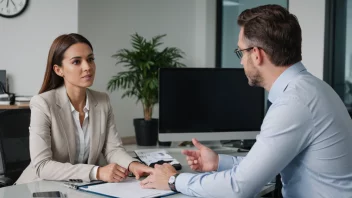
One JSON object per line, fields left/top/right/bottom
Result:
{"left": 108, "top": 33, "right": 186, "bottom": 146}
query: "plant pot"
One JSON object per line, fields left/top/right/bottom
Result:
{"left": 133, "top": 118, "right": 158, "bottom": 146}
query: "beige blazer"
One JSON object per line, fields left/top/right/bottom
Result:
{"left": 16, "top": 85, "right": 136, "bottom": 184}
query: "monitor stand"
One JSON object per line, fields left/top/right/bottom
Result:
{"left": 175, "top": 140, "right": 223, "bottom": 148}
{"left": 220, "top": 140, "right": 255, "bottom": 151}
{"left": 197, "top": 140, "right": 255, "bottom": 151}
{"left": 203, "top": 141, "right": 248, "bottom": 153}
{"left": 168, "top": 140, "right": 254, "bottom": 153}
{"left": 174, "top": 140, "right": 248, "bottom": 153}
{"left": 200, "top": 141, "right": 223, "bottom": 149}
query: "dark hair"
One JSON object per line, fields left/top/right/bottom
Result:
{"left": 39, "top": 33, "right": 93, "bottom": 94}
{"left": 237, "top": 4, "right": 302, "bottom": 66}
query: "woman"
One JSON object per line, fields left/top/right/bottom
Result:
{"left": 16, "top": 33, "right": 151, "bottom": 184}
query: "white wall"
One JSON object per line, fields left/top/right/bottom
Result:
{"left": 289, "top": 0, "right": 326, "bottom": 79}
{"left": 78, "top": 0, "right": 216, "bottom": 137}
{"left": 195, "top": 0, "right": 216, "bottom": 68}
{"left": 0, "top": 0, "right": 78, "bottom": 95}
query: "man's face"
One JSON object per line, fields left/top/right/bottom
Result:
{"left": 238, "top": 28, "right": 262, "bottom": 87}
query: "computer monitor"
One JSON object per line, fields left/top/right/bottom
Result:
{"left": 158, "top": 68, "right": 265, "bottom": 142}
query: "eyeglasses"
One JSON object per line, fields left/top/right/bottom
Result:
{"left": 234, "top": 47, "right": 254, "bottom": 59}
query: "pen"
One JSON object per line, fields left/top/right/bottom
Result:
{"left": 69, "top": 179, "right": 83, "bottom": 183}
{"left": 149, "top": 160, "right": 173, "bottom": 168}
{"left": 63, "top": 182, "right": 79, "bottom": 190}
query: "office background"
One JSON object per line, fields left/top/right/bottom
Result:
{"left": 324, "top": 0, "right": 352, "bottom": 116}
{"left": 218, "top": 0, "right": 288, "bottom": 68}
{"left": 0, "top": 0, "right": 325, "bottom": 138}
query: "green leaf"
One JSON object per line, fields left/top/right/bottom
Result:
{"left": 109, "top": 33, "right": 186, "bottom": 120}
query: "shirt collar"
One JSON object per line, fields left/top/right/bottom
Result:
{"left": 268, "top": 62, "right": 307, "bottom": 103}
{"left": 70, "top": 94, "right": 90, "bottom": 113}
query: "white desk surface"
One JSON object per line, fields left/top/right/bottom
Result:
{"left": 0, "top": 144, "right": 274, "bottom": 198}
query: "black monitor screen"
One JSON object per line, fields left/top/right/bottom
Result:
{"left": 159, "top": 68, "right": 264, "bottom": 133}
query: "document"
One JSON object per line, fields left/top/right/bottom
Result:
{"left": 134, "top": 149, "right": 182, "bottom": 170}
{"left": 79, "top": 177, "right": 176, "bottom": 198}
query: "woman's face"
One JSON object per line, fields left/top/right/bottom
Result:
{"left": 55, "top": 42, "right": 96, "bottom": 89}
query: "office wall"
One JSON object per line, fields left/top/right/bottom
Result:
{"left": 78, "top": 0, "right": 216, "bottom": 137}
{"left": 222, "top": 4, "right": 240, "bottom": 68}
{"left": 195, "top": 0, "right": 217, "bottom": 68}
{"left": 0, "top": 0, "right": 326, "bottom": 138}
{"left": 221, "top": 0, "right": 288, "bottom": 68}
{"left": 78, "top": 0, "right": 326, "bottom": 137}
{"left": 289, "top": 0, "right": 326, "bottom": 79}
{"left": 0, "top": 0, "right": 78, "bottom": 95}
{"left": 220, "top": 0, "right": 326, "bottom": 76}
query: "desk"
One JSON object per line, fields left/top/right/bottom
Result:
{"left": 124, "top": 145, "right": 275, "bottom": 197}
{"left": 0, "top": 104, "right": 29, "bottom": 109}
{"left": 0, "top": 145, "right": 274, "bottom": 198}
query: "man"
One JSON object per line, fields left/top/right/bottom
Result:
{"left": 140, "top": 4, "right": 352, "bottom": 198}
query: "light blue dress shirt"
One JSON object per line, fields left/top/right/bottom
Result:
{"left": 175, "top": 62, "right": 352, "bottom": 198}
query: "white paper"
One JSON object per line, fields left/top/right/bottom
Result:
{"left": 80, "top": 178, "right": 175, "bottom": 198}
{"left": 134, "top": 149, "right": 180, "bottom": 166}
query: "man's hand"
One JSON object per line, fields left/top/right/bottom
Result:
{"left": 140, "top": 163, "right": 178, "bottom": 190}
{"left": 182, "top": 138, "right": 219, "bottom": 172}
{"left": 96, "top": 163, "right": 128, "bottom": 183}
{"left": 128, "top": 162, "right": 153, "bottom": 179}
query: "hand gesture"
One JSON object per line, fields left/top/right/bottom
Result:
{"left": 97, "top": 163, "right": 128, "bottom": 182}
{"left": 128, "top": 162, "right": 153, "bottom": 179}
{"left": 181, "top": 138, "right": 219, "bottom": 172}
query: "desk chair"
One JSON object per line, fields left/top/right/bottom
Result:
{"left": 0, "top": 109, "right": 31, "bottom": 187}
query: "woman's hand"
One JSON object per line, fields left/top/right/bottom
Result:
{"left": 97, "top": 163, "right": 128, "bottom": 182}
{"left": 128, "top": 162, "right": 153, "bottom": 179}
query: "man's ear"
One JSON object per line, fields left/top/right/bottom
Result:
{"left": 252, "top": 47, "right": 264, "bottom": 66}
{"left": 53, "top": 65, "right": 63, "bottom": 77}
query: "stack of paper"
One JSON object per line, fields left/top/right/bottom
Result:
{"left": 15, "top": 96, "right": 32, "bottom": 102}
{"left": 15, "top": 96, "right": 32, "bottom": 105}
{"left": 0, "top": 94, "right": 9, "bottom": 105}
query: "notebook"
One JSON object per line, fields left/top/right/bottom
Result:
{"left": 78, "top": 177, "right": 176, "bottom": 198}
{"left": 134, "top": 149, "right": 182, "bottom": 170}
